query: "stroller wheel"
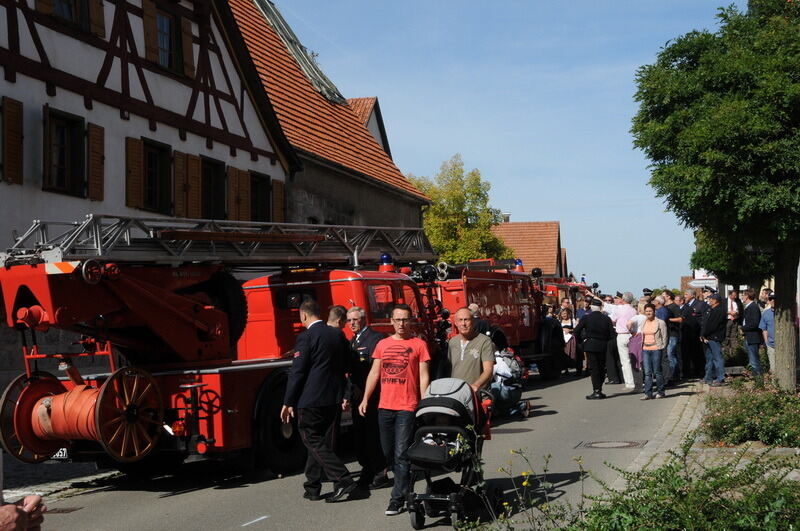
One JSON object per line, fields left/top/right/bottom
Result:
{"left": 409, "top": 505, "right": 425, "bottom": 530}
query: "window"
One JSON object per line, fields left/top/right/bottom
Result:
{"left": 44, "top": 109, "right": 85, "bottom": 197}
{"left": 400, "top": 283, "right": 420, "bottom": 318}
{"left": 143, "top": 141, "right": 172, "bottom": 214}
{"left": 367, "top": 283, "right": 394, "bottom": 320}
{"left": 250, "top": 173, "right": 271, "bottom": 222}
{"left": 201, "top": 158, "right": 226, "bottom": 219}
{"left": 155, "top": 10, "right": 181, "bottom": 71}
{"left": 277, "top": 290, "right": 316, "bottom": 310}
{"left": 54, "top": 0, "right": 83, "bottom": 24}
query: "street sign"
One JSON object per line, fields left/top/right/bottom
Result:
{"left": 688, "top": 279, "right": 718, "bottom": 289}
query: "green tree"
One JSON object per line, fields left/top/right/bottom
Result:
{"left": 631, "top": 0, "right": 800, "bottom": 390}
{"left": 409, "top": 154, "right": 511, "bottom": 264}
{"left": 690, "top": 230, "right": 774, "bottom": 288}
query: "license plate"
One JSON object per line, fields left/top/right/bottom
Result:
{"left": 51, "top": 447, "right": 69, "bottom": 460}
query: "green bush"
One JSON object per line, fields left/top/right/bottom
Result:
{"left": 700, "top": 377, "right": 800, "bottom": 447}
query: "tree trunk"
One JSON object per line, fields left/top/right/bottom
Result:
{"left": 773, "top": 243, "right": 799, "bottom": 391}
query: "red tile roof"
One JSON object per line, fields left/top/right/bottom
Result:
{"left": 491, "top": 222, "right": 562, "bottom": 276}
{"left": 228, "top": 1, "right": 426, "bottom": 200}
{"left": 347, "top": 97, "right": 376, "bottom": 125}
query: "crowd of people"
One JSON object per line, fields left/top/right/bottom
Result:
{"left": 280, "top": 301, "right": 512, "bottom": 517}
{"left": 555, "top": 286, "right": 776, "bottom": 400}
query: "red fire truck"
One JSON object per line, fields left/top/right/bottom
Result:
{"left": 0, "top": 215, "right": 564, "bottom": 475}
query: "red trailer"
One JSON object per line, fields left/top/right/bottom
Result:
{"left": 0, "top": 215, "right": 437, "bottom": 474}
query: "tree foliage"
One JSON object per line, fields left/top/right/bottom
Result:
{"left": 690, "top": 230, "right": 774, "bottom": 287}
{"left": 631, "top": 0, "right": 800, "bottom": 389}
{"left": 409, "top": 154, "right": 511, "bottom": 263}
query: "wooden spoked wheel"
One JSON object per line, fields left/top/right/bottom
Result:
{"left": 96, "top": 367, "right": 163, "bottom": 463}
{"left": 0, "top": 372, "right": 65, "bottom": 463}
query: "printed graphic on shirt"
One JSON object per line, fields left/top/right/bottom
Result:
{"left": 381, "top": 344, "right": 412, "bottom": 384}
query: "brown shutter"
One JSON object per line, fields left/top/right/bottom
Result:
{"left": 89, "top": 0, "right": 106, "bottom": 38}
{"left": 186, "top": 155, "right": 201, "bottom": 218}
{"left": 272, "top": 179, "right": 284, "bottom": 222}
{"left": 173, "top": 151, "right": 187, "bottom": 217}
{"left": 125, "top": 137, "right": 143, "bottom": 208}
{"left": 227, "top": 166, "right": 239, "bottom": 220}
{"left": 87, "top": 123, "right": 104, "bottom": 201}
{"left": 238, "top": 170, "right": 251, "bottom": 222}
{"left": 35, "top": 0, "right": 54, "bottom": 15}
{"left": 181, "top": 18, "right": 195, "bottom": 78}
{"left": 142, "top": 0, "right": 158, "bottom": 63}
{"left": 2, "top": 97, "right": 23, "bottom": 185}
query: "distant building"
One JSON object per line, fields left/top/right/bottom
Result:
{"left": 491, "top": 221, "right": 565, "bottom": 278}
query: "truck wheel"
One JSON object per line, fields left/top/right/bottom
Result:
{"left": 254, "top": 378, "right": 306, "bottom": 474}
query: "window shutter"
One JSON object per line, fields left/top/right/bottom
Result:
{"left": 227, "top": 166, "right": 239, "bottom": 220}
{"left": 186, "top": 155, "right": 201, "bottom": 218}
{"left": 173, "top": 151, "right": 187, "bottom": 217}
{"left": 2, "top": 97, "right": 23, "bottom": 185}
{"left": 238, "top": 170, "right": 251, "bottom": 222}
{"left": 142, "top": 0, "right": 158, "bottom": 63}
{"left": 181, "top": 18, "right": 195, "bottom": 78}
{"left": 87, "top": 123, "right": 104, "bottom": 201}
{"left": 125, "top": 137, "right": 143, "bottom": 208}
{"left": 272, "top": 179, "right": 284, "bottom": 222}
{"left": 89, "top": 0, "right": 106, "bottom": 38}
{"left": 35, "top": 0, "right": 54, "bottom": 15}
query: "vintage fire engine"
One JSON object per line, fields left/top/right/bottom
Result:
{"left": 0, "top": 215, "right": 564, "bottom": 474}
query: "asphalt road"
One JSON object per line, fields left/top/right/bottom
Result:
{"left": 42, "top": 373, "right": 684, "bottom": 530}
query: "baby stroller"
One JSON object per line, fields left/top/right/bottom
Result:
{"left": 405, "top": 378, "right": 500, "bottom": 529}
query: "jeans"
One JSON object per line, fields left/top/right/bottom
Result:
{"left": 490, "top": 382, "right": 523, "bottom": 416}
{"left": 642, "top": 349, "right": 665, "bottom": 396}
{"left": 745, "top": 342, "right": 762, "bottom": 375}
{"left": 704, "top": 340, "right": 725, "bottom": 383}
{"left": 378, "top": 409, "right": 415, "bottom": 503}
{"left": 666, "top": 336, "right": 680, "bottom": 381}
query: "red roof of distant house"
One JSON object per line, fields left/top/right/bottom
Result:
{"left": 228, "top": 1, "right": 425, "bottom": 200}
{"left": 347, "top": 97, "right": 376, "bottom": 125}
{"left": 491, "top": 221, "right": 562, "bottom": 276}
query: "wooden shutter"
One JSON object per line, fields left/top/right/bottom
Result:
{"left": 238, "top": 170, "right": 251, "bottom": 221}
{"left": 87, "top": 123, "right": 104, "bottom": 201}
{"left": 186, "top": 155, "right": 201, "bottom": 218}
{"left": 2, "top": 97, "right": 23, "bottom": 185}
{"left": 181, "top": 18, "right": 195, "bottom": 77}
{"left": 173, "top": 151, "right": 187, "bottom": 217}
{"left": 142, "top": 0, "right": 158, "bottom": 63}
{"left": 35, "top": 0, "right": 54, "bottom": 15}
{"left": 227, "top": 166, "right": 239, "bottom": 220}
{"left": 125, "top": 137, "right": 143, "bottom": 208}
{"left": 89, "top": 0, "right": 106, "bottom": 38}
{"left": 272, "top": 179, "right": 284, "bottom": 222}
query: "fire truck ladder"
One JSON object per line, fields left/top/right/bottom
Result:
{"left": 0, "top": 214, "right": 437, "bottom": 268}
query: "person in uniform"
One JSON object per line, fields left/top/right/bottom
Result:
{"left": 448, "top": 307, "right": 495, "bottom": 391}
{"left": 573, "top": 299, "right": 615, "bottom": 399}
{"left": 345, "top": 306, "right": 389, "bottom": 490}
{"left": 281, "top": 300, "right": 355, "bottom": 503}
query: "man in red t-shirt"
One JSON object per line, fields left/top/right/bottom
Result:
{"left": 358, "top": 304, "right": 430, "bottom": 516}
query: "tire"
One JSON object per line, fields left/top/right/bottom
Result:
{"left": 410, "top": 506, "right": 425, "bottom": 530}
{"left": 254, "top": 373, "right": 306, "bottom": 474}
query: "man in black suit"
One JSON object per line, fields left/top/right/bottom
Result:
{"left": 573, "top": 299, "right": 615, "bottom": 399}
{"left": 281, "top": 300, "right": 355, "bottom": 503}
{"left": 345, "top": 306, "right": 388, "bottom": 490}
{"left": 740, "top": 289, "right": 763, "bottom": 376}
{"left": 681, "top": 290, "right": 708, "bottom": 379}
{"left": 700, "top": 293, "right": 726, "bottom": 385}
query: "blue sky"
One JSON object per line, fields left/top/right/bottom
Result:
{"left": 277, "top": 1, "right": 738, "bottom": 293}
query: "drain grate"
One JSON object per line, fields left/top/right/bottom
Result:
{"left": 574, "top": 440, "right": 647, "bottom": 449}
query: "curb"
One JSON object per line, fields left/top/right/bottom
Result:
{"left": 2, "top": 470, "right": 118, "bottom": 502}
{"left": 610, "top": 381, "right": 704, "bottom": 491}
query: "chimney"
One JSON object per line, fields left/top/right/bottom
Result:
{"left": 501, "top": 212, "right": 511, "bottom": 223}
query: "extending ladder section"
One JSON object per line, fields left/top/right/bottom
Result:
{"left": 1, "top": 215, "right": 436, "bottom": 268}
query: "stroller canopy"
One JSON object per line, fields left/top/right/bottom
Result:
{"left": 417, "top": 378, "right": 476, "bottom": 424}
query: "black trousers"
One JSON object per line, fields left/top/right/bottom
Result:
{"left": 681, "top": 330, "right": 704, "bottom": 378}
{"left": 605, "top": 333, "right": 621, "bottom": 383}
{"left": 352, "top": 401, "right": 386, "bottom": 485}
{"left": 297, "top": 405, "right": 351, "bottom": 494}
{"left": 587, "top": 350, "right": 607, "bottom": 391}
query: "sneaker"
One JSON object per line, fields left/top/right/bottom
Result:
{"left": 385, "top": 500, "right": 403, "bottom": 516}
{"left": 640, "top": 394, "right": 652, "bottom": 400}
{"left": 519, "top": 400, "right": 531, "bottom": 418}
{"left": 655, "top": 393, "right": 666, "bottom": 399}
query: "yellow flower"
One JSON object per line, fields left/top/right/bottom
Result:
{"left": 522, "top": 480, "right": 530, "bottom": 487}
{"left": 502, "top": 502, "right": 509, "bottom": 506}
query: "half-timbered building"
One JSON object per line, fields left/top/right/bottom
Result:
{"left": 0, "top": 0, "right": 299, "bottom": 249}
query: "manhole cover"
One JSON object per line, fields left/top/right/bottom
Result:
{"left": 575, "top": 441, "right": 647, "bottom": 449}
